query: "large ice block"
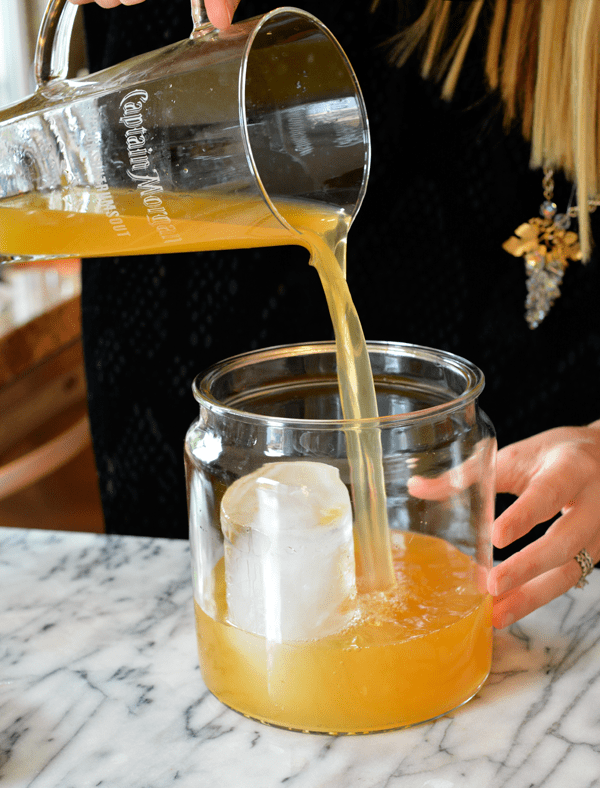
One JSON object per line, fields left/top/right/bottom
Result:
{"left": 220, "top": 461, "right": 356, "bottom": 641}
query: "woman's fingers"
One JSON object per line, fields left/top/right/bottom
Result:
{"left": 492, "top": 527, "right": 600, "bottom": 628}
{"left": 407, "top": 438, "right": 496, "bottom": 500}
{"left": 68, "top": 0, "right": 241, "bottom": 30}
{"left": 493, "top": 439, "right": 596, "bottom": 548}
{"left": 493, "top": 561, "right": 580, "bottom": 629}
{"left": 204, "top": 0, "right": 241, "bottom": 29}
{"left": 489, "top": 479, "right": 600, "bottom": 597}
{"left": 69, "top": 0, "right": 146, "bottom": 7}
{"left": 491, "top": 422, "right": 600, "bottom": 628}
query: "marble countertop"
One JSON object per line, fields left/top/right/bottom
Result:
{"left": 1, "top": 526, "right": 599, "bottom": 788}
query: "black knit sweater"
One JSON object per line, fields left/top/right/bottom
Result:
{"left": 81, "top": 0, "right": 600, "bottom": 552}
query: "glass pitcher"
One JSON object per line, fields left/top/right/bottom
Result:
{"left": 185, "top": 341, "right": 496, "bottom": 734}
{"left": 0, "top": 0, "right": 369, "bottom": 264}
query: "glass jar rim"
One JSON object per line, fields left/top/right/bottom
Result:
{"left": 192, "top": 340, "right": 485, "bottom": 429}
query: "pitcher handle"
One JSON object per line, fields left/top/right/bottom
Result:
{"left": 191, "top": 0, "right": 210, "bottom": 30}
{"left": 35, "top": 0, "right": 78, "bottom": 87}
{"left": 35, "top": 0, "right": 214, "bottom": 86}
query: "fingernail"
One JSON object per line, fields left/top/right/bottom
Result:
{"left": 494, "top": 574, "right": 511, "bottom": 597}
{"left": 498, "top": 611, "right": 515, "bottom": 629}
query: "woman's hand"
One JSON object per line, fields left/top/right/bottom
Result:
{"left": 408, "top": 421, "right": 600, "bottom": 629}
{"left": 489, "top": 420, "right": 600, "bottom": 629}
{"left": 68, "top": 0, "right": 241, "bottom": 30}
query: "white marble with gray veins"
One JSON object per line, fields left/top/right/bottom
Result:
{"left": 1, "top": 526, "right": 600, "bottom": 788}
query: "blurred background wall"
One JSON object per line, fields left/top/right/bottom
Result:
{"left": 0, "top": 0, "right": 87, "bottom": 108}
{"left": 0, "top": 0, "right": 103, "bottom": 533}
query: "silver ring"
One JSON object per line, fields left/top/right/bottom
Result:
{"left": 574, "top": 548, "right": 594, "bottom": 589}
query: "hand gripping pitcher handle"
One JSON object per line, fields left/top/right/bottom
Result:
{"left": 35, "top": 0, "right": 212, "bottom": 86}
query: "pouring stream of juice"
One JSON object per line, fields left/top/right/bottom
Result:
{"left": 0, "top": 186, "right": 395, "bottom": 591}
{"left": 291, "top": 207, "right": 396, "bottom": 591}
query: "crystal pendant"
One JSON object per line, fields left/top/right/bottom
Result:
{"left": 524, "top": 253, "right": 565, "bottom": 329}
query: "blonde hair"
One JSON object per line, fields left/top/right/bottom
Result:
{"left": 390, "top": 0, "right": 600, "bottom": 260}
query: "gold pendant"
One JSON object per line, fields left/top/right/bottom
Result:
{"left": 503, "top": 201, "right": 582, "bottom": 329}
